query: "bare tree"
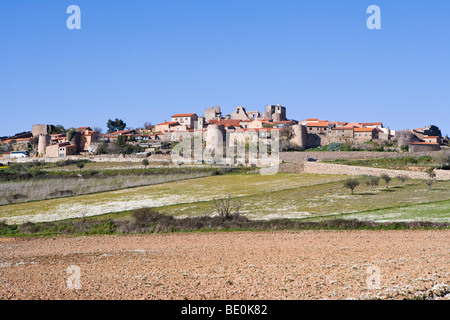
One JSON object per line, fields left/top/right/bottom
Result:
{"left": 143, "top": 122, "right": 153, "bottom": 130}
{"left": 434, "top": 150, "right": 450, "bottom": 169}
{"left": 280, "top": 125, "right": 294, "bottom": 151}
{"left": 395, "top": 129, "right": 418, "bottom": 148}
{"left": 213, "top": 195, "right": 232, "bottom": 219}
{"left": 213, "top": 195, "right": 242, "bottom": 220}
{"left": 93, "top": 127, "right": 103, "bottom": 134}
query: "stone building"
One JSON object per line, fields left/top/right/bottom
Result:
{"left": 353, "top": 127, "right": 379, "bottom": 142}
{"left": 409, "top": 142, "right": 441, "bottom": 152}
{"left": 32, "top": 124, "right": 51, "bottom": 137}
{"left": 45, "top": 142, "right": 77, "bottom": 157}
{"left": 205, "top": 106, "right": 222, "bottom": 122}
{"left": 171, "top": 113, "right": 198, "bottom": 129}
{"left": 262, "top": 104, "right": 287, "bottom": 122}
{"left": 231, "top": 107, "right": 250, "bottom": 120}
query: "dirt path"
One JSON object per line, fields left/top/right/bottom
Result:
{"left": 0, "top": 230, "right": 449, "bottom": 300}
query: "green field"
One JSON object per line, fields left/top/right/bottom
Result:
{"left": 0, "top": 172, "right": 449, "bottom": 224}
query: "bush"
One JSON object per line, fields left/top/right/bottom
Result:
{"left": 48, "top": 190, "right": 75, "bottom": 197}
{"left": 87, "top": 220, "right": 116, "bottom": 235}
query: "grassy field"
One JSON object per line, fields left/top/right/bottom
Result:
{"left": 1, "top": 172, "right": 449, "bottom": 224}
{"left": 0, "top": 173, "right": 344, "bottom": 224}
{"left": 322, "top": 199, "right": 450, "bottom": 222}
{"left": 322, "top": 156, "right": 446, "bottom": 170}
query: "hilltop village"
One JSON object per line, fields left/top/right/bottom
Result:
{"left": 0, "top": 105, "right": 447, "bottom": 159}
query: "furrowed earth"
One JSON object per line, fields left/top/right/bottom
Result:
{"left": 1, "top": 230, "right": 449, "bottom": 300}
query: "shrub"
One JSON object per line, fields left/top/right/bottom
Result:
{"left": 48, "top": 190, "right": 75, "bottom": 197}
{"left": 87, "top": 220, "right": 116, "bottom": 235}
{"left": 397, "top": 175, "right": 408, "bottom": 184}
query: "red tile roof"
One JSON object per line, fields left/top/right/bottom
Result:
{"left": 306, "top": 122, "right": 329, "bottom": 127}
{"left": 1, "top": 137, "right": 32, "bottom": 143}
{"left": 359, "top": 122, "right": 382, "bottom": 126}
{"left": 354, "top": 127, "right": 376, "bottom": 132}
{"left": 410, "top": 142, "right": 439, "bottom": 145}
{"left": 171, "top": 113, "right": 197, "bottom": 117}
{"left": 331, "top": 126, "right": 355, "bottom": 130}
{"left": 155, "top": 121, "right": 179, "bottom": 126}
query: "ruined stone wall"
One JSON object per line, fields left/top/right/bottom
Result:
{"left": 32, "top": 124, "right": 50, "bottom": 137}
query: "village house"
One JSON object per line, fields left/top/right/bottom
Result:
{"left": 422, "top": 135, "right": 441, "bottom": 144}
{"left": 45, "top": 142, "right": 77, "bottom": 158}
{"left": 170, "top": 113, "right": 199, "bottom": 129}
{"left": 103, "top": 129, "right": 136, "bottom": 141}
{"left": 77, "top": 127, "right": 98, "bottom": 152}
{"left": 305, "top": 121, "right": 329, "bottom": 134}
{"left": 353, "top": 127, "right": 379, "bottom": 141}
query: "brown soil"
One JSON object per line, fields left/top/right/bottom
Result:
{"left": 0, "top": 230, "right": 449, "bottom": 300}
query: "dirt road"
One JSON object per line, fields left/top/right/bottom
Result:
{"left": 0, "top": 230, "right": 449, "bottom": 300}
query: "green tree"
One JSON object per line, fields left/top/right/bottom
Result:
{"left": 344, "top": 178, "right": 360, "bottom": 195}
{"left": 380, "top": 174, "right": 391, "bottom": 188}
{"left": 116, "top": 135, "right": 127, "bottom": 147}
{"left": 142, "top": 159, "right": 149, "bottom": 169}
{"left": 76, "top": 162, "right": 85, "bottom": 171}
{"left": 49, "top": 125, "right": 66, "bottom": 134}
{"left": 107, "top": 118, "right": 127, "bottom": 133}
{"left": 67, "top": 129, "right": 77, "bottom": 141}
{"left": 424, "top": 179, "right": 435, "bottom": 191}
{"left": 365, "top": 175, "right": 380, "bottom": 192}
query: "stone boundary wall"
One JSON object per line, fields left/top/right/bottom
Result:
{"left": 303, "top": 162, "right": 450, "bottom": 181}
{"left": 2, "top": 154, "right": 172, "bottom": 164}
{"left": 280, "top": 151, "right": 443, "bottom": 163}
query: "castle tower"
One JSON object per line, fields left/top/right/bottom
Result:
{"left": 38, "top": 134, "right": 50, "bottom": 155}
{"left": 290, "top": 124, "right": 307, "bottom": 150}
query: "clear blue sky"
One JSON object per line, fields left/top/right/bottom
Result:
{"left": 1, "top": 0, "right": 449, "bottom": 136}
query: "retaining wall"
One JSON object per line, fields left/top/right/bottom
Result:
{"left": 2, "top": 154, "right": 172, "bottom": 164}
{"left": 302, "top": 162, "right": 450, "bottom": 180}
{"left": 280, "top": 151, "right": 443, "bottom": 163}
